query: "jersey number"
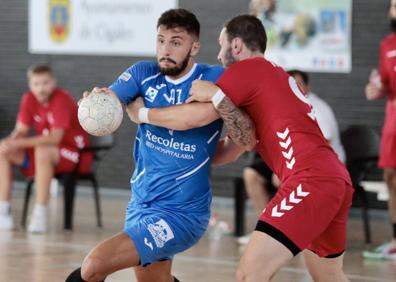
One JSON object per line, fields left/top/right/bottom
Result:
{"left": 288, "top": 77, "right": 316, "bottom": 120}
{"left": 163, "top": 89, "right": 183, "bottom": 105}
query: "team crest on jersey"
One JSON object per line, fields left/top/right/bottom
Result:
{"left": 145, "top": 87, "right": 159, "bottom": 103}
{"left": 49, "top": 0, "right": 70, "bottom": 43}
{"left": 147, "top": 219, "right": 174, "bottom": 248}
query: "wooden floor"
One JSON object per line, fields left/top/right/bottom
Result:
{"left": 0, "top": 188, "right": 396, "bottom": 282}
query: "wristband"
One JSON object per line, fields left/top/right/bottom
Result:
{"left": 211, "top": 89, "right": 225, "bottom": 108}
{"left": 138, "top": 107, "right": 150, "bottom": 124}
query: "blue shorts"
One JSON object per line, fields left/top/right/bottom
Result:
{"left": 123, "top": 202, "right": 209, "bottom": 266}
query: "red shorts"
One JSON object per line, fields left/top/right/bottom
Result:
{"left": 379, "top": 133, "right": 396, "bottom": 168}
{"left": 256, "top": 176, "right": 353, "bottom": 258}
{"left": 20, "top": 146, "right": 93, "bottom": 177}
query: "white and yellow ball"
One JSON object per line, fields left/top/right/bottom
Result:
{"left": 78, "top": 92, "right": 123, "bottom": 136}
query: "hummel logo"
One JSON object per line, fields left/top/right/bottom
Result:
{"left": 286, "top": 158, "right": 296, "bottom": 170}
{"left": 276, "top": 128, "right": 289, "bottom": 140}
{"left": 144, "top": 237, "right": 153, "bottom": 251}
{"left": 271, "top": 184, "right": 310, "bottom": 217}
{"left": 276, "top": 127, "right": 296, "bottom": 170}
{"left": 282, "top": 147, "right": 294, "bottom": 160}
{"left": 279, "top": 137, "right": 291, "bottom": 149}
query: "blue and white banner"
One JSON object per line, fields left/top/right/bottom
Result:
{"left": 29, "top": 0, "right": 178, "bottom": 56}
{"left": 250, "top": 0, "right": 352, "bottom": 73}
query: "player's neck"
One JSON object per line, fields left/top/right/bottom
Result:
{"left": 239, "top": 50, "right": 264, "bottom": 61}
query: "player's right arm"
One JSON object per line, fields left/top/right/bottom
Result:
{"left": 82, "top": 62, "right": 146, "bottom": 110}
{"left": 365, "top": 69, "right": 390, "bottom": 100}
{"left": 366, "top": 42, "right": 391, "bottom": 100}
{"left": 0, "top": 95, "right": 31, "bottom": 153}
{"left": 9, "top": 122, "right": 29, "bottom": 139}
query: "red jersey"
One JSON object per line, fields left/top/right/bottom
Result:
{"left": 17, "top": 88, "right": 90, "bottom": 151}
{"left": 217, "top": 57, "right": 350, "bottom": 183}
{"left": 380, "top": 33, "right": 396, "bottom": 134}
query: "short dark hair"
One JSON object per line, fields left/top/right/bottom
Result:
{"left": 157, "top": 9, "right": 200, "bottom": 39}
{"left": 224, "top": 14, "right": 267, "bottom": 53}
{"left": 27, "top": 64, "right": 53, "bottom": 79}
{"left": 287, "top": 69, "right": 309, "bottom": 85}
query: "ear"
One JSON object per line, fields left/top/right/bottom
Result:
{"left": 231, "top": 37, "right": 243, "bottom": 55}
{"left": 190, "top": 41, "right": 201, "bottom": 57}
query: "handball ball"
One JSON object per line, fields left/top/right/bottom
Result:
{"left": 78, "top": 91, "right": 123, "bottom": 136}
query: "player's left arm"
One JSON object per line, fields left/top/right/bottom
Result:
{"left": 126, "top": 97, "right": 220, "bottom": 130}
{"left": 188, "top": 80, "right": 257, "bottom": 151}
{"left": 11, "top": 94, "right": 72, "bottom": 149}
{"left": 212, "top": 136, "right": 245, "bottom": 166}
{"left": 126, "top": 65, "right": 224, "bottom": 129}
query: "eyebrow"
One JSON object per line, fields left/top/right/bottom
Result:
{"left": 157, "top": 34, "right": 184, "bottom": 40}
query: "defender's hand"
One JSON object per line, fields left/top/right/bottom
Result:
{"left": 187, "top": 80, "right": 219, "bottom": 103}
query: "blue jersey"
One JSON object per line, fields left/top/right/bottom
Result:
{"left": 110, "top": 62, "right": 224, "bottom": 214}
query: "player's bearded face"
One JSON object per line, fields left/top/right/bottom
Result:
{"left": 222, "top": 46, "right": 237, "bottom": 68}
{"left": 158, "top": 49, "right": 191, "bottom": 76}
{"left": 29, "top": 74, "right": 56, "bottom": 103}
{"left": 218, "top": 29, "right": 237, "bottom": 68}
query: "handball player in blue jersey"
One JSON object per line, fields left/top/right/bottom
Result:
{"left": 66, "top": 9, "right": 255, "bottom": 282}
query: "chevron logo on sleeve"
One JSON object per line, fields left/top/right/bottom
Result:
{"left": 276, "top": 127, "right": 296, "bottom": 170}
{"left": 271, "top": 184, "right": 310, "bottom": 217}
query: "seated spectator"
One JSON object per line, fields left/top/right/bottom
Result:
{"left": 0, "top": 64, "right": 92, "bottom": 233}
{"left": 239, "top": 69, "right": 345, "bottom": 244}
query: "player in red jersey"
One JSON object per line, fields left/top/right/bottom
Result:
{"left": 364, "top": 0, "right": 396, "bottom": 261}
{"left": 186, "top": 15, "right": 353, "bottom": 281}
{"left": 0, "top": 64, "right": 92, "bottom": 233}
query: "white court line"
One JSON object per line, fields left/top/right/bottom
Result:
{"left": 175, "top": 255, "right": 396, "bottom": 282}
{"left": 3, "top": 238, "right": 395, "bottom": 282}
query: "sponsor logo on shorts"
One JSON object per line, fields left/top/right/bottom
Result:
{"left": 144, "top": 237, "right": 154, "bottom": 251}
{"left": 271, "top": 184, "right": 310, "bottom": 217}
{"left": 147, "top": 219, "right": 174, "bottom": 248}
{"left": 60, "top": 148, "right": 79, "bottom": 163}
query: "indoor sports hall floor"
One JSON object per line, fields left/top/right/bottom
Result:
{"left": 0, "top": 185, "right": 395, "bottom": 282}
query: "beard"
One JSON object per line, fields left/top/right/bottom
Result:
{"left": 159, "top": 50, "right": 191, "bottom": 77}
{"left": 391, "top": 18, "right": 396, "bottom": 33}
{"left": 222, "top": 46, "right": 237, "bottom": 68}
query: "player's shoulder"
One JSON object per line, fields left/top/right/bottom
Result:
{"left": 121, "top": 61, "right": 161, "bottom": 85}
{"left": 196, "top": 64, "right": 224, "bottom": 80}
{"left": 129, "top": 61, "right": 160, "bottom": 76}
{"left": 21, "top": 91, "right": 35, "bottom": 104}
{"left": 51, "top": 88, "right": 76, "bottom": 105}
{"left": 52, "top": 88, "right": 72, "bottom": 99}
{"left": 381, "top": 33, "right": 396, "bottom": 48}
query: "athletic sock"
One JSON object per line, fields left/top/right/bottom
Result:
{"left": 65, "top": 267, "right": 87, "bottom": 282}
{"left": 0, "top": 201, "right": 11, "bottom": 215}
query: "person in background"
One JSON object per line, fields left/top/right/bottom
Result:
{"left": 0, "top": 64, "right": 92, "bottom": 233}
{"left": 364, "top": 0, "right": 396, "bottom": 261}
